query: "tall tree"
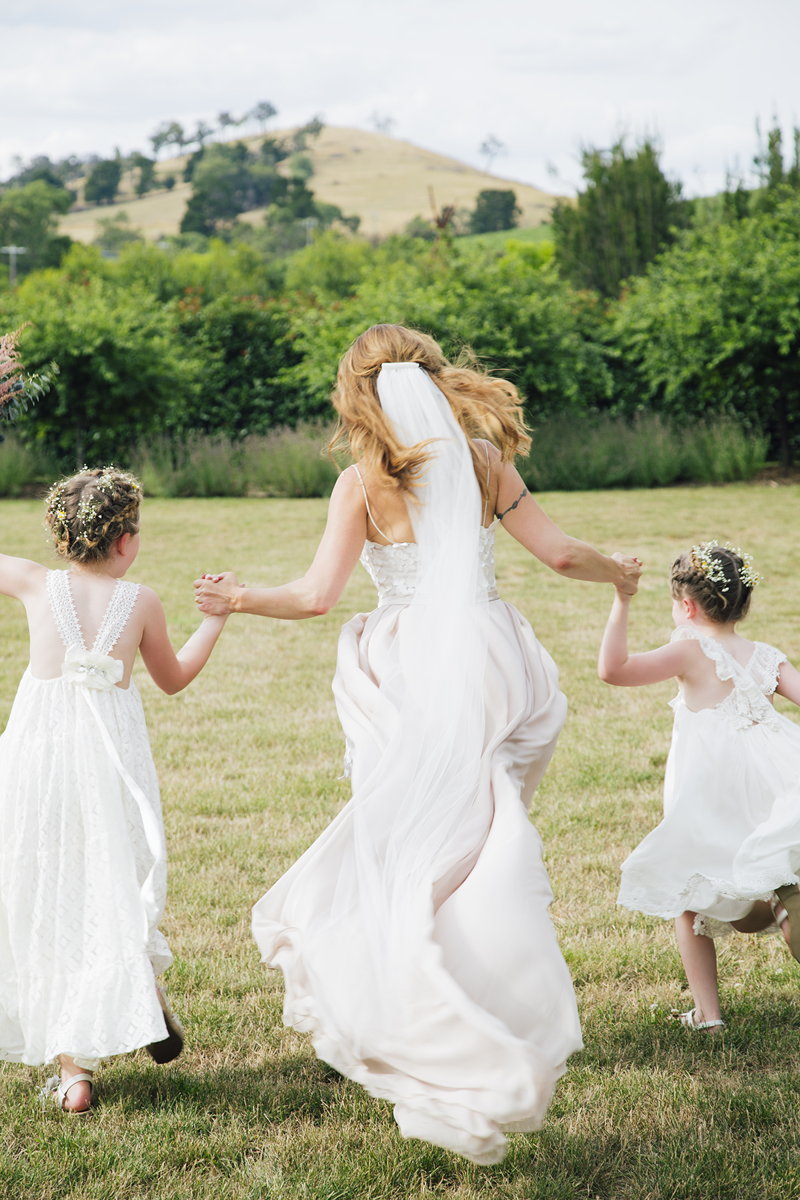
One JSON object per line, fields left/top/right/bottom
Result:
{"left": 129, "top": 152, "right": 156, "bottom": 196}
{"left": 612, "top": 194, "right": 800, "bottom": 467}
{"left": 0, "top": 180, "right": 72, "bottom": 277}
{"left": 468, "top": 189, "right": 520, "bottom": 234}
{"left": 192, "top": 120, "right": 215, "bottom": 149}
{"left": 479, "top": 134, "right": 506, "bottom": 174}
{"left": 552, "top": 138, "right": 690, "bottom": 298}
{"left": 84, "top": 159, "right": 122, "bottom": 205}
{"left": 250, "top": 101, "right": 277, "bottom": 132}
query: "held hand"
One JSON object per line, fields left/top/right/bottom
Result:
{"left": 613, "top": 553, "right": 642, "bottom": 597}
{"left": 193, "top": 571, "right": 242, "bottom": 615}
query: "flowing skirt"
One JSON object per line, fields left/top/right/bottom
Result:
{"left": 252, "top": 600, "right": 581, "bottom": 1164}
{"left": 619, "top": 705, "right": 800, "bottom": 928}
{"left": 0, "top": 671, "right": 171, "bottom": 1065}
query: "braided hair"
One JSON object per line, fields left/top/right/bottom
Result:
{"left": 670, "top": 543, "right": 759, "bottom": 624}
{"left": 44, "top": 467, "right": 141, "bottom": 564}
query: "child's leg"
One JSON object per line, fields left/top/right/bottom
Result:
{"left": 674, "top": 911, "right": 723, "bottom": 1029}
{"left": 57, "top": 1053, "right": 95, "bottom": 1113}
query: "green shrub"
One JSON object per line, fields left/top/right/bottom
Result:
{"left": 132, "top": 436, "right": 249, "bottom": 498}
{"left": 245, "top": 423, "right": 338, "bottom": 498}
{"left": 520, "top": 413, "right": 766, "bottom": 491}
{"left": 0, "top": 435, "right": 58, "bottom": 497}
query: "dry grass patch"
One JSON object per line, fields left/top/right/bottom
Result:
{"left": 59, "top": 125, "right": 557, "bottom": 243}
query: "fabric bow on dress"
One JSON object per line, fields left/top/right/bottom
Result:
{"left": 62, "top": 646, "right": 124, "bottom": 691}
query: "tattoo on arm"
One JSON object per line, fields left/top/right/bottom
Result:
{"left": 496, "top": 487, "right": 528, "bottom": 521}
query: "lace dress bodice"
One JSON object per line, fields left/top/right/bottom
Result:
{"left": 360, "top": 526, "right": 499, "bottom": 607}
{"left": 670, "top": 627, "right": 786, "bottom": 731}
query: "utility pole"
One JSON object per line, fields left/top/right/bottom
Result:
{"left": 1, "top": 245, "right": 27, "bottom": 286}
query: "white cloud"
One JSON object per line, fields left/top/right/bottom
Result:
{"left": 3, "top": 0, "right": 799, "bottom": 196}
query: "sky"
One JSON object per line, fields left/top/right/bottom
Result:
{"left": 4, "top": 0, "right": 799, "bottom": 198}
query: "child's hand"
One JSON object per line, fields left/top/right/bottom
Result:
{"left": 614, "top": 554, "right": 642, "bottom": 597}
{"left": 194, "top": 571, "right": 242, "bottom": 615}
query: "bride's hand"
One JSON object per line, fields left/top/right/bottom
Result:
{"left": 613, "top": 554, "right": 642, "bottom": 596}
{"left": 194, "top": 571, "right": 242, "bottom": 615}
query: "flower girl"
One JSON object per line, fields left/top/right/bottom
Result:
{"left": 599, "top": 543, "right": 800, "bottom": 1032}
{"left": 0, "top": 467, "right": 227, "bottom": 1111}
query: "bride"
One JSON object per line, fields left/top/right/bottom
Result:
{"left": 194, "top": 323, "right": 640, "bottom": 1164}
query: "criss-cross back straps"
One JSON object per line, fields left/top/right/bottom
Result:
{"left": 47, "top": 570, "right": 140, "bottom": 654}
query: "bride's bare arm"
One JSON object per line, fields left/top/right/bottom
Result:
{"left": 494, "top": 459, "right": 641, "bottom": 592}
{"left": 194, "top": 468, "right": 368, "bottom": 619}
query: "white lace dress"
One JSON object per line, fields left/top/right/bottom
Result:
{"left": 0, "top": 570, "right": 171, "bottom": 1066}
{"left": 618, "top": 627, "right": 800, "bottom": 931}
{"left": 252, "top": 526, "right": 582, "bottom": 1165}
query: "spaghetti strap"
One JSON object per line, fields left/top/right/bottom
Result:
{"left": 482, "top": 442, "right": 491, "bottom": 526}
{"left": 351, "top": 464, "right": 394, "bottom": 543}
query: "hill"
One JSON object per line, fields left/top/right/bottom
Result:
{"left": 59, "top": 125, "right": 558, "bottom": 243}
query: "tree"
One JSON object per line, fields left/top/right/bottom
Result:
{"left": 468, "top": 189, "right": 520, "bottom": 234}
{"left": 130, "top": 152, "right": 156, "bottom": 196}
{"left": 176, "top": 293, "right": 301, "bottom": 435}
{"left": 552, "top": 137, "right": 690, "bottom": 298}
{"left": 611, "top": 194, "right": 800, "bottom": 466}
{"left": 479, "top": 135, "right": 506, "bottom": 173}
{"left": 250, "top": 101, "right": 277, "bottom": 132}
{"left": 0, "top": 181, "right": 72, "bottom": 278}
{"left": 371, "top": 112, "right": 396, "bottom": 136}
{"left": 84, "top": 159, "right": 122, "bottom": 205}
{"left": 216, "top": 111, "right": 238, "bottom": 139}
{"left": 93, "top": 213, "right": 145, "bottom": 257}
{"left": 285, "top": 236, "right": 611, "bottom": 420}
{"left": 192, "top": 120, "right": 215, "bottom": 149}
{"left": 751, "top": 118, "right": 800, "bottom": 211}
{"left": 7, "top": 246, "right": 198, "bottom": 462}
{"left": 180, "top": 142, "right": 289, "bottom": 236}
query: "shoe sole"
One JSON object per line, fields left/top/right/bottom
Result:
{"left": 146, "top": 1011, "right": 184, "bottom": 1064}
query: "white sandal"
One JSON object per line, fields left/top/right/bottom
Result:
{"left": 673, "top": 1008, "right": 725, "bottom": 1032}
{"left": 40, "top": 1072, "right": 94, "bottom": 1114}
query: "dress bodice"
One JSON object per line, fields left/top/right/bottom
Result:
{"left": 360, "top": 525, "right": 499, "bottom": 607}
{"left": 670, "top": 626, "right": 786, "bottom": 731}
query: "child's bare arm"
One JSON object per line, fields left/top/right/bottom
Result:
{"left": 598, "top": 591, "right": 690, "bottom": 686}
{"left": 138, "top": 587, "right": 227, "bottom": 695}
{"left": 776, "top": 660, "right": 800, "bottom": 706}
{"left": 0, "top": 553, "right": 44, "bottom": 601}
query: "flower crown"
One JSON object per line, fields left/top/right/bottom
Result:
{"left": 45, "top": 469, "right": 140, "bottom": 535}
{"left": 689, "top": 541, "right": 762, "bottom": 592}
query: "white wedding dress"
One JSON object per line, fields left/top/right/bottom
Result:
{"left": 619, "top": 627, "right": 800, "bottom": 930}
{"left": 0, "top": 570, "right": 171, "bottom": 1066}
{"left": 252, "top": 392, "right": 582, "bottom": 1164}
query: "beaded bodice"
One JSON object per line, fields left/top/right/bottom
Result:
{"left": 360, "top": 525, "right": 499, "bottom": 607}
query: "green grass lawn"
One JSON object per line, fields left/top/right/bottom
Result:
{"left": 1, "top": 485, "right": 800, "bottom": 1200}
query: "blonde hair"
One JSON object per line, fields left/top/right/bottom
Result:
{"left": 328, "top": 324, "right": 531, "bottom": 501}
{"left": 44, "top": 466, "right": 141, "bottom": 564}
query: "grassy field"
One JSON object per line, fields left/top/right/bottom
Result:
{"left": 1, "top": 484, "right": 800, "bottom": 1200}
{"left": 59, "top": 125, "right": 558, "bottom": 244}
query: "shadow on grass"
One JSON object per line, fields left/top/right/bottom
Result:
{"left": 99, "top": 1050, "right": 350, "bottom": 1123}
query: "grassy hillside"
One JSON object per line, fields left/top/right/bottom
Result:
{"left": 59, "top": 125, "right": 559, "bottom": 244}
